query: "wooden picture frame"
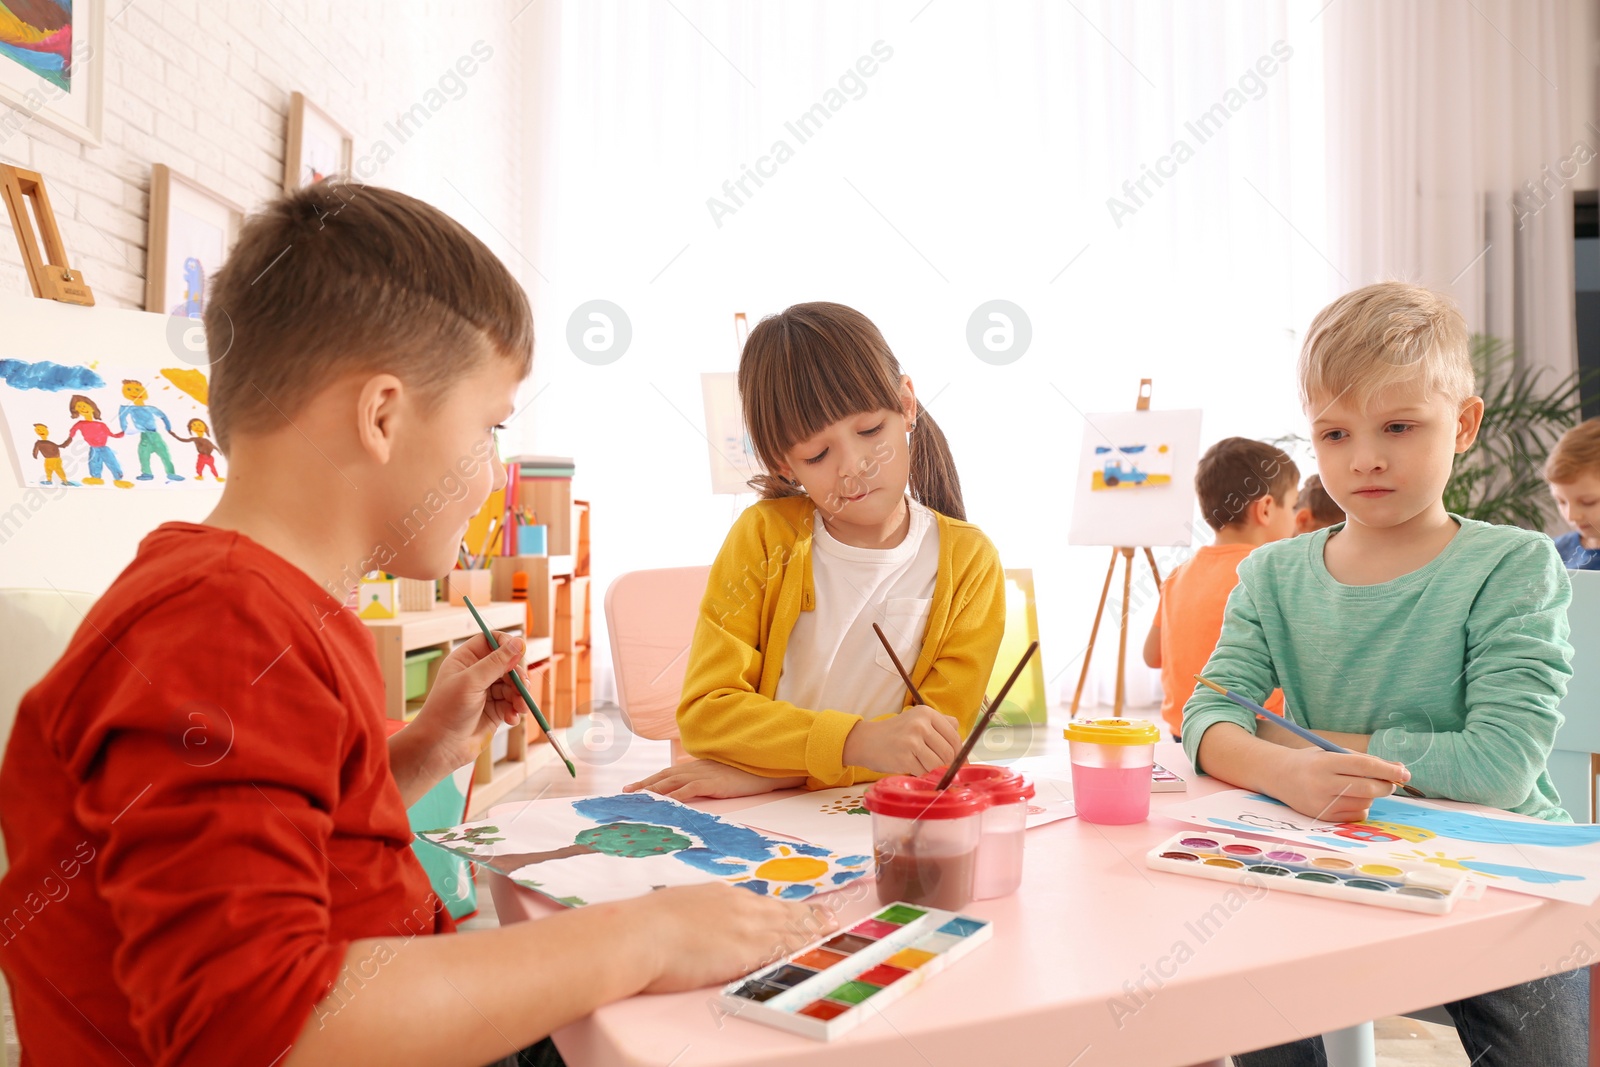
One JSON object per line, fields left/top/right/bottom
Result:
{"left": 145, "top": 164, "right": 244, "bottom": 318}
{"left": 283, "top": 91, "right": 353, "bottom": 194}
{"left": 0, "top": 0, "right": 104, "bottom": 146}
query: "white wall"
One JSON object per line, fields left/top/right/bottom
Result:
{"left": 0, "top": 0, "right": 530, "bottom": 593}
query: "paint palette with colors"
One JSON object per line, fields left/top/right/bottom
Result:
{"left": 1151, "top": 762, "right": 1187, "bottom": 792}
{"left": 720, "top": 903, "right": 992, "bottom": 1040}
{"left": 1146, "top": 831, "right": 1482, "bottom": 914}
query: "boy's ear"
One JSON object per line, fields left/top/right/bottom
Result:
{"left": 1455, "top": 396, "right": 1486, "bottom": 454}
{"left": 355, "top": 373, "right": 406, "bottom": 463}
{"left": 1293, "top": 507, "right": 1314, "bottom": 535}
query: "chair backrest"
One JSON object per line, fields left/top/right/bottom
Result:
{"left": 604, "top": 567, "right": 710, "bottom": 759}
{"left": 1553, "top": 569, "right": 1600, "bottom": 821}
{"left": 0, "top": 588, "right": 97, "bottom": 873}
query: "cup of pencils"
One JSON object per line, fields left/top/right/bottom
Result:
{"left": 1062, "top": 718, "right": 1160, "bottom": 824}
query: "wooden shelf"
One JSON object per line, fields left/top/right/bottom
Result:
{"left": 362, "top": 602, "right": 552, "bottom": 719}
{"left": 466, "top": 743, "right": 561, "bottom": 818}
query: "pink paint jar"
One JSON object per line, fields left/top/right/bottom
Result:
{"left": 1063, "top": 718, "right": 1160, "bottom": 824}
{"left": 923, "top": 765, "right": 1036, "bottom": 900}
{"left": 863, "top": 776, "right": 987, "bottom": 910}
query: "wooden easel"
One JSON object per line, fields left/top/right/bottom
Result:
{"left": 0, "top": 165, "right": 93, "bottom": 305}
{"left": 1069, "top": 378, "right": 1164, "bottom": 718}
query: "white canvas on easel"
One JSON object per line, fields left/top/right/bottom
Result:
{"left": 700, "top": 372, "right": 761, "bottom": 495}
{"left": 1066, "top": 408, "right": 1204, "bottom": 548}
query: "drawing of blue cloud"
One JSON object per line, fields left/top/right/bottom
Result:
{"left": 1243, "top": 793, "right": 1600, "bottom": 848}
{"left": 575, "top": 793, "right": 833, "bottom": 860}
{"left": 0, "top": 359, "right": 105, "bottom": 392}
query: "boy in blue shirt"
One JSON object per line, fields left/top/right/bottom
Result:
{"left": 1546, "top": 418, "right": 1600, "bottom": 570}
{"left": 1182, "top": 281, "right": 1586, "bottom": 1066}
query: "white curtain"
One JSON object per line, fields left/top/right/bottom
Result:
{"left": 515, "top": 2, "right": 1340, "bottom": 711}
{"left": 1322, "top": 0, "right": 1578, "bottom": 384}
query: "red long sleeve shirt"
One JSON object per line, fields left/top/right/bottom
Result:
{"left": 0, "top": 523, "right": 453, "bottom": 1066}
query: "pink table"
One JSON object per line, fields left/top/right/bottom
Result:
{"left": 491, "top": 743, "right": 1600, "bottom": 1066}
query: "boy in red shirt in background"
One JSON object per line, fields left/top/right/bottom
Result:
{"left": 1143, "top": 438, "right": 1298, "bottom": 741}
{"left": 0, "top": 184, "right": 828, "bottom": 1067}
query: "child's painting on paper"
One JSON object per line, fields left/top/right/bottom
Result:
{"left": 1090, "top": 443, "right": 1174, "bottom": 491}
{"left": 1166, "top": 789, "right": 1600, "bottom": 904}
{"left": 0, "top": 359, "right": 225, "bottom": 490}
{"left": 417, "top": 792, "right": 871, "bottom": 908}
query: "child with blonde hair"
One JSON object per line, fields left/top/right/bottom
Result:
{"left": 628, "top": 302, "right": 1005, "bottom": 800}
{"left": 1545, "top": 417, "right": 1600, "bottom": 570}
{"left": 1183, "top": 281, "right": 1584, "bottom": 1065}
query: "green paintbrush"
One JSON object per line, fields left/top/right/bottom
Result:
{"left": 463, "top": 596, "right": 576, "bottom": 778}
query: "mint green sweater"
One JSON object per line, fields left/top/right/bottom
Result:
{"left": 1181, "top": 517, "right": 1574, "bottom": 821}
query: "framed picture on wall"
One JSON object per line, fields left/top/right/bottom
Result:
{"left": 0, "top": 0, "right": 105, "bottom": 145}
{"left": 283, "top": 91, "right": 353, "bottom": 193}
{"left": 145, "top": 164, "right": 244, "bottom": 319}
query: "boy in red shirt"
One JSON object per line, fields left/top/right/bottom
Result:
{"left": 0, "top": 184, "right": 828, "bottom": 1067}
{"left": 1143, "top": 437, "right": 1298, "bottom": 740}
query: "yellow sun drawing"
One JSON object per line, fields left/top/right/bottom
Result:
{"left": 1399, "top": 849, "right": 1500, "bottom": 879}
{"left": 727, "top": 842, "right": 867, "bottom": 897}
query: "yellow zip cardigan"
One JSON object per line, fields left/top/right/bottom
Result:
{"left": 676, "top": 495, "right": 1007, "bottom": 789}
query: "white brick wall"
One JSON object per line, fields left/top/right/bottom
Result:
{"left": 0, "top": 0, "right": 531, "bottom": 310}
{"left": 0, "top": 0, "right": 532, "bottom": 593}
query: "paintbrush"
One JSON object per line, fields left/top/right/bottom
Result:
{"left": 1193, "top": 675, "right": 1425, "bottom": 798}
{"left": 936, "top": 641, "right": 1038, "bottom": 790}
{"left": 872, "top": 622, "right": 929, "bottom": 708}
{"left": 463, "top": 596, "right": 576, "bottom": 777}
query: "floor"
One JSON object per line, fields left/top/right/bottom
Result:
{"left": 458, "top": 705, "right": 1476, "bottom": 1066}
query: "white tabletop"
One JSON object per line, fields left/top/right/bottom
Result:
{"left": 490, "top": 742, "right": 1600, "bottom": 1066}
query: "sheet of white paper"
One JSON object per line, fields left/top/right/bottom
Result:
{"left": 1164, "top": 788, "right": 1600, "bottom": 904}
{"left": 735, "top": 778, "right": 1077, "bottom": 857}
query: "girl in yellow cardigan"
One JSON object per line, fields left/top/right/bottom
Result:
{"left": 627, "top": 302, "right": 1006, "bottom": 800}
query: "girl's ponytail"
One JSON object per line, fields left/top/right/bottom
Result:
{"left": 908, "top": 403, "right": 965, "bottom": 521}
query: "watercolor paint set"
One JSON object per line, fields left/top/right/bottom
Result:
{"left": 1146, "top": 831, "right": 1482, "bottom": 914}
{"left": 720, "top": 903, "right": 992, "bottom": 1040}
{"left": 1150, "top": 763, "right": 1187, "bottom": 792}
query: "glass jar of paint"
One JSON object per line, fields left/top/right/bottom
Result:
{"left": 863, "top": 776, "right": 987, "bottom": 910}
{"left": 1063, "top": 718, "right": 1161, "bottom": 824}
{"left": 924, "top": 765, "right": 1036, "bottom": 900}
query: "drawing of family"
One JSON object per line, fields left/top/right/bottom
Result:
{"left": 34, "top": 380, "right": 224, "bottom": 488}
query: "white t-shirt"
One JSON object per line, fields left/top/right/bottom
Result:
{"left": 774, "top": 499, "right": 940, "bottom": 716}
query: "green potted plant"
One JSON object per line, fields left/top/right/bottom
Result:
{"left": 1442, "top": 335, "right": 1596, "bottom": 530}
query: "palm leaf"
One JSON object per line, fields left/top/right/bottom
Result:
{"left": 1447, "top": 335, "right": 1597, "bottom": 528}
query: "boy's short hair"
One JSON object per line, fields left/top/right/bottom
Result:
{"left": 1298, "top": 281, "right": 1473, "bottom": 413}
{"left": 204, "top": 182, "right": 533, "bottom": 452}
{"left": 1195, "top": 437, "right": 1299, "bottom": 531}
{"left": 1298, "top": 473, "right": 1343, "bottom": 525}
{"left": 1545, "top": 418, "right": 1600, "bottom": 484}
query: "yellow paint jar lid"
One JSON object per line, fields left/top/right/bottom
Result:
{"left": 1062, "top": 718, "right": 1161, "bottom": 745}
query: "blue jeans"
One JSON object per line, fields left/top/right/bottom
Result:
{"left": 88, "top": 445, "right": 122, "bottom": 481}
{"left": 1233, "top": 968, "right": 1589, "bottom": 1067}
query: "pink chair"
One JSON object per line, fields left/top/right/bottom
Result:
{"left": 603, "top": 566, "right": 711, "bottom": 765}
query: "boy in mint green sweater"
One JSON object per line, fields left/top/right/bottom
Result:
{"left": 1183, "top": 282, "right": 1585, "bottom": 1067}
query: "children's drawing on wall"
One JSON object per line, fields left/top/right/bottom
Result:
{"left": 417, "top": 792, "right": 871, "bottom": 908}
{"left": 165, "top": 203, "right": 223, "bottom": 319}
{"left": 1090, "top": 443, "right": 1173, "bottom": 490}
{"left": 169, "top": 257, "right": 206, "bottom": 318}
{"left": 0, "top": 357, "right": 227, "bottom": 490}
{"left": 1167, "top": 788, "right": 1600, "bottom": 904}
